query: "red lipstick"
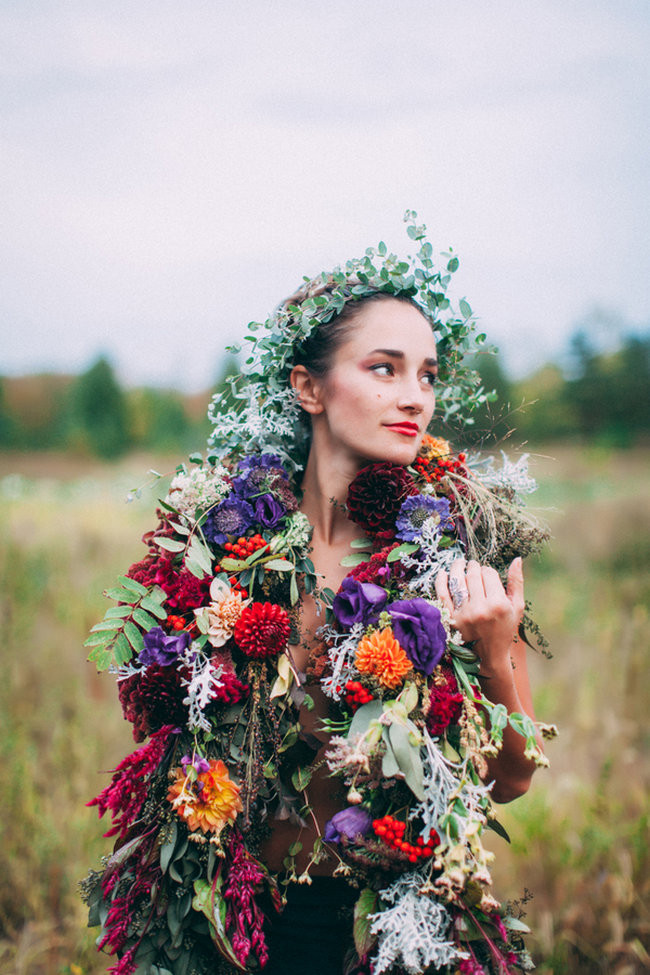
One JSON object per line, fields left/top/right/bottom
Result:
{"left": 385, "top": 422, "right": 419, "bottom": 437}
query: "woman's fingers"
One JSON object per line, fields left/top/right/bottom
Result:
{"left": 435, "top": 568, "right": 453, "bottom": 613}
{"left": 506, "top": 556, "right": 525, "bottom": 620}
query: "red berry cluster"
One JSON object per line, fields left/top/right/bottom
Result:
{"left": 224, "top": 534, "right": 269, "bottom": 559}
{"left": 344, "top": 680, "right": 374, "bottom": 711}
{"left": 227, "top": 575, "right": 248, "bottom": 599}
{"left": 372, "top": 815, "right": 439, "bottom": 863}
{"left": 413, "top": 452, "right": 466, "bottom": 484}
{"left": 166, "top": 614, "right": 198, "bottom": 637}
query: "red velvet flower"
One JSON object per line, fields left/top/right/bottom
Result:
{"left": 426, "top": 666, "right": 464, "bottom": 736}
{"left": 346, "top": 463, "right": 416, "bottom": 536}
{"left": 234, "top": 602, "right": 291, "bottom": 659}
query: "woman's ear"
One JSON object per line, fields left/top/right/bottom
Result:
{"left": 289, "top": 365, "right": 325, "bottom": 415}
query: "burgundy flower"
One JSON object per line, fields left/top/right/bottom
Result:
{"left": 224, "top": 832, "right": 273, "bottom": 969}
{"left": 209, "top": 670, "right": 250, "bottom": 705}
{"left": 156, "top": 564, "right": 211, "bottom": 612}
{"left": 118, "top": 666, "right": 188, "bottom": 741}
{"left": 87, "top": 725, "right": 174, "bottom": 838}
{"left": 426, "top": 666, "right": 464, "bottom": 736}
{"left": 348, "top": 543, "right": 402, "bottom": 584}
{"left": 233, "top": 602, "right": 291, "bottom": 659}
{"left": 346, "top": 463, "right": 417, "bottom": 536}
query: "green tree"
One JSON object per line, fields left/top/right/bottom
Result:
{"left": 70, "top": 356, "right": 130, "bottom": 458}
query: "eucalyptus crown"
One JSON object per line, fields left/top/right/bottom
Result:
{"left": 208, "top": 211, "right": 490, "bottom": 471}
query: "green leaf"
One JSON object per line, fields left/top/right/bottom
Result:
{"left": 387, "top": 542, "right": 419, "bottom": 562}
{"left": 353, "top": 888, "right": 378, "bottom": 956}
{"left": 160, "top": 821, "right": 178, "bottom": 873}
{"left": 140, "top": 595, "right": 167, "bottom": 619}
{"left": 155, "top": 537, "right": 186, "bottom": 553}
{"left": 388, "top": 722, "right": 425, "bottom": 800}
{"left": 219, "top": 557, "right": 248, "bottom": 571}
{"left": 459, "top": 298, "right": 472, "bottom": 319}
{"left": 103, "top": 587, "right": 135, "bottom": 603}
{"left": 291, "top": 766, "right": 313, "bottom": 792}
{"left": 192, "top": 880, "right": 245, "bottom": 970}
{"left": 132, "top": 608, "right": 159, "bottom": 631}
{"left": 124, "top": 620, "right": 144, "bottom": 652}
{"left": 104, "top": 605, "right": 133, "bottom": 619}
{"left": 264, "top": 558, "right": 293, "bottom": 572}
{"left": 113, "top": 632, "right": 133, "bottom": 666}
{"left": 340, "top": 553, "right": 370, "bottom": 567}
{"left": 117, "top": 575, "right": 148, "bottom": 596}
{"left": 382, "top": 740, "right": 400, "bottom": 778}
{"left": 84, "top": 632, "right": 111, "bottom": 648}
{"left": 350, "top": 537, "right": 372, "bottom": 549}
{"left": 90, "top": 619, "right": 123, "bottom": 632}
{"left": 348, "top": 699, "right": 383, "bottom": 739}
{"left": 290, "top": 572, "right": 299, "bottom": 606}
{"left": 187, "top": 537, "right": 213, "bottom": 575}
{"left": 447, "top": 256, "right": 459, "bottom": 272}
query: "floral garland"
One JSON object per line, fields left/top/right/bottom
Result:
{"left": 82, "top": 436, "right": 554, "bottom": 975}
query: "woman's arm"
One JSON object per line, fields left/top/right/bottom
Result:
{"left": 435, "top": 556, "right": 541, "bottom": 803}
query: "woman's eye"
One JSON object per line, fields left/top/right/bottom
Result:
{"left": 371, "top": 363, "right": 394, "bottom": 376}
{"left": 422, "top": 371, "right": 438, "bottom": 387}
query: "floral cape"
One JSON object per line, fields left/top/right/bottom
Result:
{"left": 82, "top": 436, "right": 552, "bottom": 975}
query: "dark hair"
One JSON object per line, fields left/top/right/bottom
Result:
{"left": 291, "top": 291, "right": 426, "bottom": 377}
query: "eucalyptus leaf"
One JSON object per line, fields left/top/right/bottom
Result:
{"left": 340, "top": 553, "right": 370, "bottom": 567}
{"left": 264, "top": 558, "right": 293, "bottom": 572}
{"left": 155, "top": 537, "right": 186, "bottom": 553}
{"left": 387, "top": 722, "right": 425, "bottom": 800}
{"left": 353, "top": 888, "right": 378, "bottom": 956}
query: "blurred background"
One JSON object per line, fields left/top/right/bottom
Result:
{"left": 1, "top": 2, "right": 648, "bottom": 973}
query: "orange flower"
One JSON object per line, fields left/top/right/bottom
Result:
{"left": 419, "top": 434, "right": 451, "bottom": 461}
{"left": 355, "top": 627, "right": 412, "bottom": 689}
{"left": 167, "top": 758, "right": 243, "bottom": 834}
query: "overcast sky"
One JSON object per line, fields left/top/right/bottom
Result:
{"left": 2, "top": 0, "right": 649, "bottom": 390}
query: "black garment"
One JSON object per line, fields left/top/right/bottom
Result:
{"left": 264, "top": 877, "right": 358, "bottom": 974}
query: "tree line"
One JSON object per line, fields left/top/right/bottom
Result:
{"left": 1, "top": 325, "right": 649, "bottom": 459}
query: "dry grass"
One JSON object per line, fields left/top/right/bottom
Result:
{"left": 0, "top": 445, "right": 648, "bottom": 974}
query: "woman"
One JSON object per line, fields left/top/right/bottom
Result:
{"left": 83, "top": 215, "right": 549, "bottom": 975}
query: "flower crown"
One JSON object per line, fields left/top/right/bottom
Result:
{"left": 208, "top": 211, "right": 491, "bottom": 472}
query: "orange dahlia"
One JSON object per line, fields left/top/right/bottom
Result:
{"left": 419, "top": 434, "right": 451, "bottom": 461}
{"left": 355, "top": 627, "right": 413, "bottom": 689}
{"left": 234, "top": 601, "right": 291, "bottom": 659}
{"left": 167, "top": 758, "right": 243, "bottom": 834}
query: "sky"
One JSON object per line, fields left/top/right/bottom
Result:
{"left": 2, "top": 0, "right": 649, "bottom": 390}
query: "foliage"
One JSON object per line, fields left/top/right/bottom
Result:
{"left": 68, "top": 356, "right": 131, "bottom": 459}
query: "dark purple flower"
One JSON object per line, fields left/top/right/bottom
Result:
{"left": 238, "top": 453, "right": 284, "bottom": 473}
{"left": 395, "top": 494, "right": 452, "bottom": 542}
{"left": 252, "top": 492, "right": 286, "bottom": 528}
{"left": 203, "top": 496, "right": 254, "bottom": 545}
{"left": 332, "top": 576, "right": 388, "bottom": 628}
{"left": 138, "top": 627, "right": 190, "bottom": 667}
{"left": 388, "top": 598, "right": 447, "bottom": 675}
{"left": 323, "top": 807, "right": 373, "bottom": 844}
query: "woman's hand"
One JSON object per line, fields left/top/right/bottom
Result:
{"left": 435, "top": 557, "right": 525, "bottom": 678}
{"left": 435, "top": 556, "right": 539, "bottom": 802}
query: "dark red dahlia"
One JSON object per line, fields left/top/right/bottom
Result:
{"left": 426, "top": 665, "right": 464, "bottom": 737}
{"left": 234, "top": 602, "right": 291, "bottom": 659}
{"left": 118, "top": 665, "right": 188, "bottom": 741}
{"left": 346, "top": 463, "right": 416, "bottom": 536}
{"left": 156, "top": 564, "right": 211, "bottom": 612}
{"left": 210, "top": 671, "right": 250, "bottom": 704}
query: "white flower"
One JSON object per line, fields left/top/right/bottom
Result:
{"left": 195, "top": 578, "right": 249, "bottom": 647}
{"left": 165, "top": 464, "right": 230, "bottom": 520}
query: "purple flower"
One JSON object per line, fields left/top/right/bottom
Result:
{"left": 238, "top": 453, "right": 284, "bottom": 473}
{"left": 395, "top": 494, "right": 452, "bottom": 542}
{"left": 138, "top": 627, "right": 190, "bottom": 667}
{"left": 203, "top": 496, "right": 254, "bottom": 545}
{"left": 252, "top": 492, "right": 286, "bottom": 528}
{"left": 181, "top": 753, "right": 210, "bottom": 774}
{"left": 388, "top": 598, "right": 447, "bottom": 675}
{"left": 332, "top": 577, "right": 388, "bottom": 628}
{"left": 323, "top": 807, "right": 372, "bottom": 844}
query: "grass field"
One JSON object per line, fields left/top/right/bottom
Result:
{"left": 0, "top": 445, "right": 648, "bottom": 975}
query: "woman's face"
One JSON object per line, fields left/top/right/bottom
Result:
{"left": 310, "top": 298, "right": 438, "bottom": 467}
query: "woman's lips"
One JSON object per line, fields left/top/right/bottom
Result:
{"left": 385, "top": 423, "right": 419, "bottom": 437}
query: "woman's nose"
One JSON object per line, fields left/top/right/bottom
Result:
{"left": 397, "top": 375, "right": 428, "bottom": 413}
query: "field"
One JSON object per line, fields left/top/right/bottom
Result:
{"left": 0, "top": 445, "right": 648, "bottom": 974}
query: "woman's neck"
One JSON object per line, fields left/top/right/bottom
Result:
{"left": 298, "top": 447, "right": 360, "bottom": 547}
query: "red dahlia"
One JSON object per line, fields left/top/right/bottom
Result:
{"left": 234, "top": 602, "right": 291, "bottom": 659}
{"left": 346, "top": 463, "right": 416, "bottom": 536}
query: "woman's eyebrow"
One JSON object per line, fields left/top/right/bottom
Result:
{"left": 369, "top": 348, "right": 438, "bottom": 368}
